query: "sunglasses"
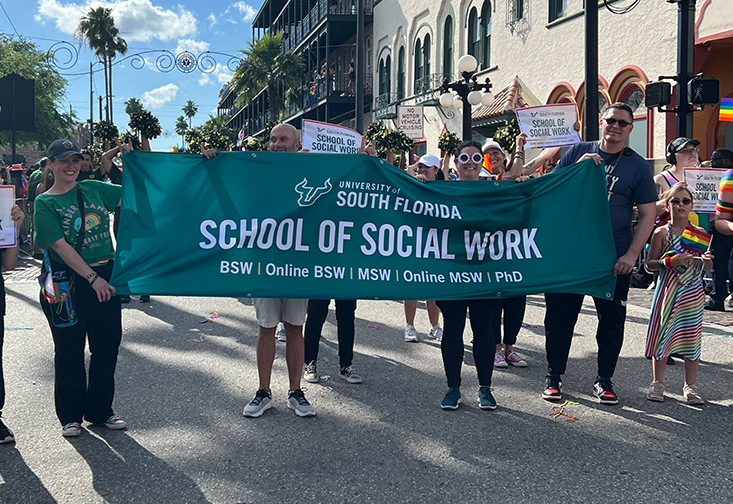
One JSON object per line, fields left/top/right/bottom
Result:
{"left": 487, "top": 151, "right": 504, "bottom": 158}
{"left": 669, "top": 198, "right": 693, "bottom": 206}
{"left": 457, "top": 152, "right": 484, "bottom": 164}
{"left": 677, "top": 147, "right": 699, "bottom": 156}
{"left": 603, "top": 118, "right": 632, "bottom": 128}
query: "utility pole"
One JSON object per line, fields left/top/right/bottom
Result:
{"left": 584, "top": 0, "right": 599, "bottom": 141}
{"left": 99, "top": 95, "right": 103, "bottom": 122}
{"left": 673, "top": 0, "right": 695, "bottom": 137}
{"left": 354, "top": 0, "right": 365, "bottom": 133}
{"left": 89, "top": 63, "right": 94, "bottom": 133}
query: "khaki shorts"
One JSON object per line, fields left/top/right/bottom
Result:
{"left": 253, "top": 298, "right": 308, "bottom": 328}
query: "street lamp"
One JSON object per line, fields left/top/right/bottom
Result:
{"left": 439, "top": 54, "right": 494, "bottom": 141}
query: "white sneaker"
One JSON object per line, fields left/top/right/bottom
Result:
{"left": 428, "top": 325, "right": 443, "bottom": 342}
{"left": 276, "top": 322, "right": 287, "bottom": 342}
{"left": 404, "top": 324, "right": 418, "bottom": 342}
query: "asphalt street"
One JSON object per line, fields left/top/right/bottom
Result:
{"left": 1, "top": 262, "right": 732, "bottom": 504}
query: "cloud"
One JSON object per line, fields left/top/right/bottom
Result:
{"left": 142, "top": 83, "right": 179, "bottom": 108}
{"left": 207, "top": 13, "right": 217, "bottom": 25}
{"left": 229, "top": 1, "right": 256, "bottom": 22}
{"left": 175, "top": 39, "right": 210, "bottom": 55}
{"left": 36, "top": 0, "right": 197, "bottom": 42}
{"left": 198, "top": 66, "right": 234, "bottom": 87}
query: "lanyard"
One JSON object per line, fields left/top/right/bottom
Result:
{"left": 597, "top": 143, "right": 623, "bottom": 190}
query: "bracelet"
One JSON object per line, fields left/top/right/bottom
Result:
{"left": 661, "top": 256, "right": 674, "bottom": 269}
{"left": 85, "top": 271, "right": 96, "bottom": 281}
{"left": 87, "top": 272, "right": 99, "bottom": 284}
{"left": 90, "top": 274, "right": 99, "bottom": 287}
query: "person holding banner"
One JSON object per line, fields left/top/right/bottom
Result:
{"left": 0, "top": 203, "right": 25, "bottom": 444}
{"left": 436, "top": 140, "right": 503, "bottom": 411}
{"left": 645, "top": 183, "right": 712, "bottom": 404}
{"left": 541, "top": 103, "right": 657, "bottom": 405}
{"left": 33, "top": 139, "right": 126, "bottom": 437}
{"left": 243, "top": 123, "right": 315, "bottom": 418}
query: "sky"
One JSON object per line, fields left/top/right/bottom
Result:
{"left": 1, "top": 0, "right": 264, "bottom": 151}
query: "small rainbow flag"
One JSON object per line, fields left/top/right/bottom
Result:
{"left": 479, "top": 167, "right": 492, "bottom": 178}
{"left": 680, "top": 225, "right": 711, "bottom": 255}
{"left": 720, "top": 98, "right": 733, "bottom": 123}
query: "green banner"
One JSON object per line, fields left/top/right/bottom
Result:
{"left": 111, "top": 151, "right": 617, "bottom": 300}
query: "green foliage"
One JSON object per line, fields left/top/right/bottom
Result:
{"left": 124, "top": 97, "right": 143, "bottom": 116}
{"left": 174, "top": 116, "right": 188, "bottom": 137}
{"left": 182, "top": 100, "right": 198, "bottom": 128}
{"left": 494, "top": 118, "right": 520, "bottom": 154}
{"left": 129, "top": 109, "right": 162, "bottom": 139}
{"left": 231, "top": 32, "right": 305, "bottom": 121}
{"left": 184, "top": 114, "right": 236, "bottom": 153}
{"left": 364, "top": 122, "right": 413, "bottom": 159}
{"left": 83, "top": 144, "right": 104, "bottom": 167}
{"left": 438, "top": 131, "right": 459, "bottom": 156}
{"left": 119, "top": 131, "right": 141, "bottom": 150}
{"left": 243, "top": 121, "right": 277, "bottom": 152}
{"left": 94, "top": 120, "right": 118, "bottom": 144}
{"left": 0, "top": 35, "right": 76, "bottom": 149}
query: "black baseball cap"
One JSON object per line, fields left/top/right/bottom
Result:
{"left": 667, "top": 137, "right": 700, "bottom": 154}
{"left": 47, "top": 139, "right": 82, "bottom": 161}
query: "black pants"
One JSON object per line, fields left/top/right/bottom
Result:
{"left": 710, "top": 228, "right": 731, "bottom": 302}
{"left": 0, "top": 316, "right": 4, "bottom": 412}
{"left": 544, "top": 274, "right": 630, "bottom": 379}
{"left": 304, "top": 299, "right": 357, "bottom": 368}
{"left": 437, "top": 299, "right": 500, "bottom": 388}
{"left": 40, "top": 262, "right": 122, "bottom": 425}
{"left": 492, "top": 296, "right": 527, "bottom": 346}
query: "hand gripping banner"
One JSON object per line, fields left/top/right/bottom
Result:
{"left": 111, "top": 152, "right": 617, "bottom": 300}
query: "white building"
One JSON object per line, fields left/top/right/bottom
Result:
{"left": 372, "top": 0, "right": 733, "bottom": 162}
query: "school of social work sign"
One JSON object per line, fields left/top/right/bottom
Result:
{"left": 111, "top": 151, "right": 618, "bottom": 300}
{"left": 301, "top": 119, "right": 363, "bottom": 154}
{"left": 516, "top": 103, "right": 581, "bottom": 150}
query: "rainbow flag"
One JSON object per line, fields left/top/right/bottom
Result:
{"left": 680, "top": 225, "right": 711, "bottom": 255}
{"left": 479, "top": 167, "right": 492, "bottom": 178}
{"left": 720, "top": 98, "right": 733, "bottom": 123}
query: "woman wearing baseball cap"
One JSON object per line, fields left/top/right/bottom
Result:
{"left": 34, "top": 138, "right": 126, "bottom": 438}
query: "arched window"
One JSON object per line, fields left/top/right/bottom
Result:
{"left": 423, "top": 34, "right": 431, "bottom": 77}
{"left": 443, "top": 16, "right": 453, "bottom": 77}
{"left": 385, "top": 55, "right": 391, "bottom": 97}
{"left": 397, "top": 46, "right": 406, "bottom": 99}
{"left": 378, "top": 57, "right": 388, "bottom": 96}
{"left": 480, "top": 1, "right": 491, "bottom": 68}
{"left": 414, "top": 39, "right": 423, "bottom": 93}
{"left": 468, "top": 8, "right": 480, "bottom": 62}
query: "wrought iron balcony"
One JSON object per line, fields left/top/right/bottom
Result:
{"left": 281, "top": 0, "right": 373, "bottom": 53}
{"left": 375, "top": 92, "right": 402, "bottom": 119}
{"left": 414, "top": 73, "right": 453, "bottom": 105}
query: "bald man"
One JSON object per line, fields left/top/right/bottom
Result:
{"left": 243, "top": 124, "right": 315, "bottom": 418}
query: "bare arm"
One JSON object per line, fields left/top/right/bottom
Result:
{"left": 521, "top": 147, "right": 561, "bottom": 176}
{"left": 1, "top": 205, "right": 24, "bottom": 271}
{"left": 615, "top": 201, "right": 656, "bottom": 276}
{"left": 503, "top": 134, "right": 527, "bottom": 181}
{"left": 441, "top": 152, "right": 450, "bottom": 181}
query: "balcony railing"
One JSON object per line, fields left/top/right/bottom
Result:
{"left": 414, "top": 73, "right": 453, "bottom": 104}
{"left": 295, "top": 73, "right": 373, "bottom": 111}
{"left": 281, "top": 0, "right": 373, "bottom": 53}
{"left": 374, "top": 92, "right": 402, "bottom": 119}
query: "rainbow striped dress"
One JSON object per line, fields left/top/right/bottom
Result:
{"left": 645, "top": 225, "right": 704, "bottom": 360}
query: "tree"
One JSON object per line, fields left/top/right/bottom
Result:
{"left": 175, "top": 115, "right": 188, "bottom": 147}
{"left": 76, "top": 7, "right": 127, "bottom": 123}
{"left": 124, "top": 97, "right": 143, "bottom": 117}
{"left": 182, "top": 100, "right": 198, "bottom": 128}
{"left": 231, "top": 32, "right": 305, "bottom": 122}
{"left": 184, "top": 114, "right": 235, "bottom": 153}
{"left": 0, "top": 35, "right": 76, "bottom": 149}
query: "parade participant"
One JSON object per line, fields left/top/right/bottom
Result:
{"left": 404, "top": 154, "right": 443, "bottom": 342}
{"left": 33, "top": 139, "right": 126, "bottom": 437}
{"left": 77, "top": 149, "right": 104, "bottom": 181}
{"left": 541, "top": 103, "right": 657, "bottom": 405}
{"left": 645, "top": 183, "right": 712, "bottom": 404}
{"left": 303, "top": 299, "right": 361, "bottom": 384}
{"left": 436, "top": 140, "right": 502, "bottom": 411}
{"left": 654, "top": 138, "right": 701, "bottom": 212}
{"left": 243, "top": 123, "right": 315, "bottom": 418}
{"left": 0, "top": 204, "right": 25, "bottom": 444}
{"left": 705, "top": 148, "right": 733, "bottom": 311}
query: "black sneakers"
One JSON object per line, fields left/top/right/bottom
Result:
{"left": 542, "top": 376, "right": 562, "bottom": 401}
{"left": 0, "top": 416, "right": 15, "bottom": 444}
{"left": 593, "top": 378, "right": 619, "bottom": 405}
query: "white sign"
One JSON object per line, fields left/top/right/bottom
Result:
{"left": 684, "top": 168, "right": 726, "bottom": 214}
{"left": 301, "top": 119, "right": 362, "bottom": 154}
{"left": 516, "top": 103, "right": 581, "bottom": 150}
{"left": 398, "top": 106, "right": 424, "bottom": 139}
{"left": 0, "top": 186, "right": 16, "bottom": 249}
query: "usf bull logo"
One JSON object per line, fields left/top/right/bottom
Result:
{"left": 294, "top": 178, "right": 332, "bottom": 207}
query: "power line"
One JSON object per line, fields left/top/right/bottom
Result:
{"left": 0, "top": 0, "right": 19, "bottom": 36}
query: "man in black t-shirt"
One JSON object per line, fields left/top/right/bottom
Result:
{"left": 542, "top": 103, "right": 657, "bottom": 405}
{"left": 77, "top": 150, "right": 104, "bottom": 181}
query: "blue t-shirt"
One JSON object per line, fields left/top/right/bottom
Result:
{"left": 556, "top": 141, "right": 657, "bottom": 256}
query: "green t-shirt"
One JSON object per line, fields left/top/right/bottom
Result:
{"left": 26, "top": 169, "right": 44, "bottom": 201}
{"left": 34, "top": 180, "right": 122, "bottom": 265}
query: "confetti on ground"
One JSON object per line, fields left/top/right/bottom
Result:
{"left": 550, "top": 401, "right": 579, "bottom": 422}
{"left": 187, "top": 334, "right": 205, "bottom": 343}
{"left": 7, "top": 327, "right": 33, "bottom": 331}
{"left": 320, "top": 375, "right": 330, "bottom": 381}
{"left": 31, "top": 381, "right": 36, "bottom": 385}
{"left": 368, "top": 325, "right": 381, "bottom": 330}
{"left": 200, "top": 312, "right": 219, "bottom": 324}
{"left": 702, "top": 332, "right": 733, "bottom": 339}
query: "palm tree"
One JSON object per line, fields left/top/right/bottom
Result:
{"left": 124, "top": 97, "right": 143, "bottom": 117}
{"left": 182, "top": 100, "right": 198, "bottom": 128}
{"left": 175, "top": 115, "right": 188, "bottom": 147}
{"left": 231, "top": 32, "right": 304, "bottom": 123}
{"left": 76, "top": 7, "right": 127, "bottom": 123}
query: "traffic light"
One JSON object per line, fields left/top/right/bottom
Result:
{"left": 645, "top": 81, "right": 672, "bottom": 108}
{"left": 688, "top": 77, "right": 719, "bottom": 106}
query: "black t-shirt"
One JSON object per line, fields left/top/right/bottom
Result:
{"left": 556, "top": 141, "right": 658, "bottom": 256}
{"left": 77, "top": 169, "right": 105, "bottom": 181}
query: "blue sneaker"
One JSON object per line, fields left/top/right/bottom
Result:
{"left": 440, "top": 386, "right": 461, "bottom": 410}
{"left": 478, "top": 387, "right": 497, "bottom": 410}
